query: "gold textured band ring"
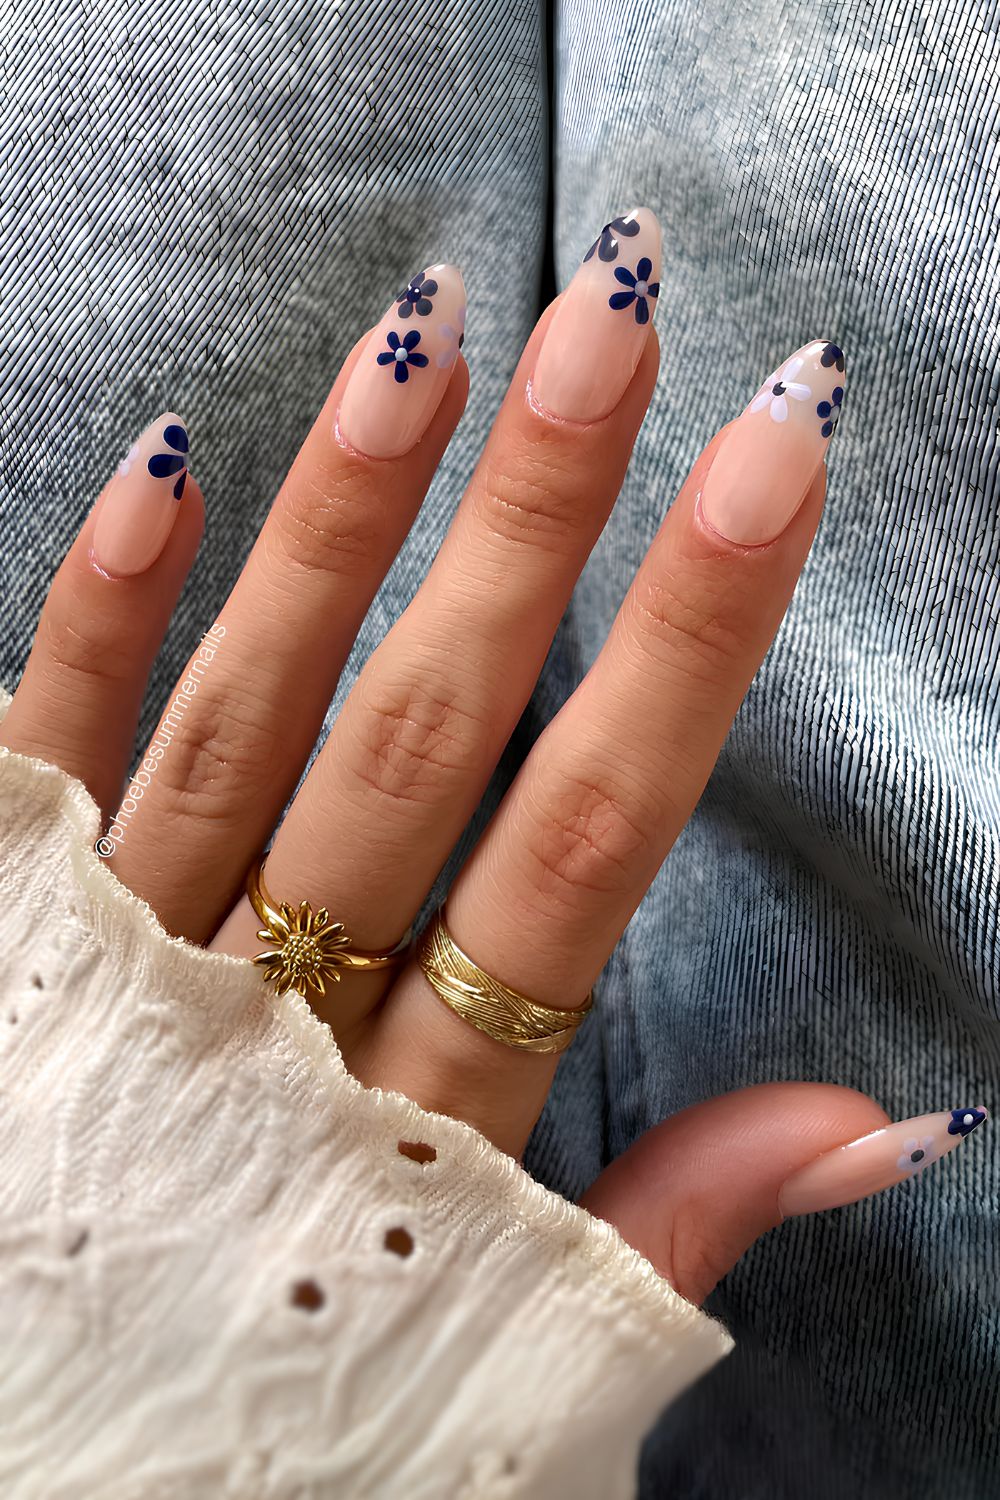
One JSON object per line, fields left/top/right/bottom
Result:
{"left": 417, "top": 908, "right": 593, "bottom": 1054}
{"left": 247, "top": 858, "right": 412, "bottom": 999}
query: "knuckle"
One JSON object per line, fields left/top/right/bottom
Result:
{"left": 142, "top": 686, "right": 279, "bottom": 826}
{"left": 273, "top": 462, "right": 385, "bottom": 579}
{"left": 474, "top": 434, "right": 585, "bottom": 555}
{"left": 629, "top": 566, "right": 745, "bottom": 679}
{"left": 348, "top": 670, "right": 491, "bottom": 809}
{"left": 520, "top": 764, "right": 655, "bottom": 911}
{"left": 41, "top": 602, "right": 135, "bottom": 692}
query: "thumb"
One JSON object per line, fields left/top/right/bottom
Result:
{"left": 580, "top": 1084, "right": 988, "bottom": 1305}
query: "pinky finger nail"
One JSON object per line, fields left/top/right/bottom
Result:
{"left": 778, "top": 1106, "right": 988, "bottom": 1218}
{"left": 92, "top": 413, "right": 190, "bottom": 577}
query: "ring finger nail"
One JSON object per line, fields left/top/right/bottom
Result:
{"left": 531, "top": 206, "right": 662, "bottom": 423}
{"left": 92, "top": 412, "right": 190, "bottom": 577}
{"left": 699, "top": 339, "right": 847, "bottom": 546}
{"left": 778, "top": 1106, "right": 988, "bottom": 1217}
{"left": 338, "top": 262, "right": 467, "bottom": 460}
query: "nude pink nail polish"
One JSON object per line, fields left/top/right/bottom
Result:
{"left": 531, "top": 207, "right": 662, "bottom": 423}
{"left": 778, "top": 1106, "right": 987, "bottom": 1218}
{"left": 92, "top": 413, "right": 190, "bottom": 577}
{"left": 338, "top": 263, "right": 466, "bottom": 460}
{"left": 699, "top": 339, "right": 847, "bottom": 546}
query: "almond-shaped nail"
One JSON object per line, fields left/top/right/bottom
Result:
{"left": 338, "top": 263, "right": 466, "bottom": 460}
{"left": 92, "top": 412, "right": 190, "bottom": 577}
{"left": 699, "top": 339, "right": 847, "bottom": 546}
{"left": 778, "top": 1106, "right": 987, "bottom": 1218}
{"left": 531, "top": 207, "right": 662, "bottom": 423}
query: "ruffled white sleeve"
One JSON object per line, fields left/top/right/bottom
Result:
{"left": 0, "top": 721, "right": 732, "bottom": 1499}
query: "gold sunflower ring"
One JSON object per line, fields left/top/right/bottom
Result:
{"left": 246, "top": 858, "right": 412, "bottom": 999}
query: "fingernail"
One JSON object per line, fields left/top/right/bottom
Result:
{"left": 531, "top": 207, "right": 662, "bottom": 423}
{"left": 778, "top": 1106, "right": 987, "bottom": 1218}
{"left": 92, "top": 413, "right": 190, "bottom": 577}
{"left": 699, "top": 339, "right": 847, "bottom": 546}
{"left": 338, "top": 263, "right": 466, "bottom": 460}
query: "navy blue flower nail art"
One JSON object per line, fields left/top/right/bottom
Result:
{"left": 583, "top": 215, "right": 641, "bottom": 264}
{"left": 817, "top": 385, "right": 844, "bottom": 440}
{"left": 377, "top": 329, "right": 429, "bottom": 383}
{"left": 395, "top": 270, "right": 438, "bottom": 318}
{"left": 947, "top": 1107, "right": 987, "bottom": 1138}
{"left": 147, "top": 422, "right": 189, "bottom": 500}
{"left": 608, "top": 256, "right": 659, "bottom": 325}
{"left": 820, "top": 341, "right": 846, "bottom": 373}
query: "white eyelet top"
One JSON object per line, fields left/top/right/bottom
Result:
{"left": 0, "top": 697, "right": 731, "bottom": 1500}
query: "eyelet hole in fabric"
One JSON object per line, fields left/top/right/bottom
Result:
{"left": 290, "top": 1278, "right": 325, "bottom": 1311}
{"left": 397, "top": 1140, "right": 436, "bottom": 1164}
{"left": 384, "top": 1227, "right": 415, "bottom": 1258}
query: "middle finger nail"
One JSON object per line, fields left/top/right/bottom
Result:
{"left": 531, "top": 206, "right": 662, "bottom": 424}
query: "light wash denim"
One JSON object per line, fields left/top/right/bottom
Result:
{"left": 0, "top": 2, "right": 996, "bottom": 1495}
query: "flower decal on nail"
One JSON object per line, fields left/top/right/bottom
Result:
{"left": 395, "top": 270, "right": 438, "bottom": 318}
{"left": 377, "top": 328, "right": 430, "bottom": 383}
{"left": 749, "top": 358, "right": 812, "bottom": 423}
{"left": 583, "top": 215, "right": 641, "bottom": 264}
{"left": 436, "top": 304, "right": 466, "bottom": 369}
{"left": 608, "top": 257, "right": 659, "bottom": 325}
{"left": 896, "top": 1137, "right": 936, "bottom": 1174}
{"left": 147, "top": 422, "right": 189, "bottom": 500}
{"left": 820, "top": 342, "right": 846, "bottom": 373}
{"left": 947, "top": 1107, "right": 987, "bottom": 1138}
{"left": 817, "top": 384, "right": 844, "bottom": 440}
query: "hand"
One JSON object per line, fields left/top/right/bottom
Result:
{"left": 3, "top": 210, "right": 983, "bottom": 1304}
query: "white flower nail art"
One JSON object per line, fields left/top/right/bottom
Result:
{"left": 749, "top": 357, "right": 812, "bottom": 423}
{"left": 436, "top": 304, "right": 466, "bottom": 369}
{"left": 896, "top": 1136, "right": 936, "bottom": 1174}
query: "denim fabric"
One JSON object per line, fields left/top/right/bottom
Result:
{"left": 0, "top": 1, "right": 997, "bottom": 1497}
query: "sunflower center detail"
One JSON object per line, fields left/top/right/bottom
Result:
{"left": 282, "top": 932, "right": 325, "bottom": 978}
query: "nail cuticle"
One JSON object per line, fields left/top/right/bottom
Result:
{"left": 693, "top": 488, "right": 787, "bottom": 553}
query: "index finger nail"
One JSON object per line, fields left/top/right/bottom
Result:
{"left": 338, "top": 263, "right": 466, "bottom": 460}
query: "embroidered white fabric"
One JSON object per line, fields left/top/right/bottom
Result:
{"left": 0, "top": 707, "right": 732, "bottom": 1499}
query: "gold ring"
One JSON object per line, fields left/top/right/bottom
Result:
{"left": 417, "top": 908, "right": 592, "bottom": 1054}
{"left": 247, "top": 858, "right": 412, "bottom": 999}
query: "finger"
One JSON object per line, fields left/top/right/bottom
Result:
{"left": 368, "top": 340, "right": 845, "bottom": 1152}
{"left": 212, "top": 209, "right": 664, "bottom": 1030}
{"left": 109, "top": 268, "right": 469, "bottom": 939}
{"left": 580, "top": 1086, "right": 987, "bottom": 1304}
{"left": 0, "top": 413, "right": 203, "bottom": 816}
